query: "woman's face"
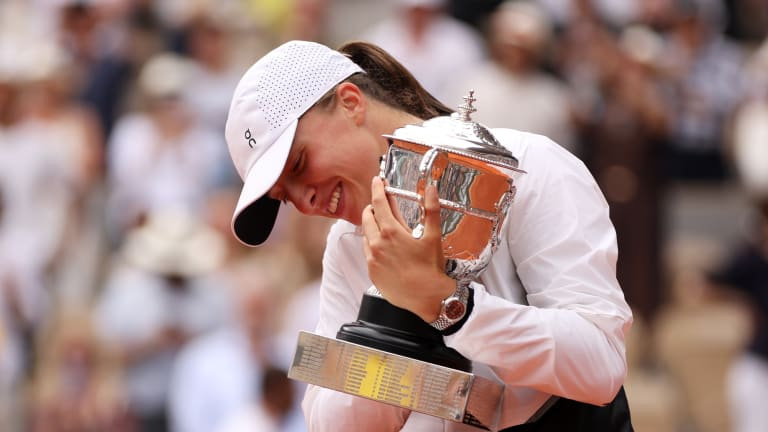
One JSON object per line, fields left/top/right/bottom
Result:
{"left": 267, "top": 95, "right": 385, "bottom": 225}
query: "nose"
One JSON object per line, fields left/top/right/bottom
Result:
{"left": 284, "top": 181, "right": 318, "bottom": 214}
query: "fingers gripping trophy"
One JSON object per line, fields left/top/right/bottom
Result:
{"left": 288, "top": 92, "right": 525, "bottom": 431}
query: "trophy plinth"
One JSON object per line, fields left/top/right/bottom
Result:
{"left": 337, "top": 293, "right": 472, "bottom": 371}
{"left": 288, "top": 92, "right": 525, "bottom": 431}
{"left": 289, "top": 331, "right": 506, "bottom": 428}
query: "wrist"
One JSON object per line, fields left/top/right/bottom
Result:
{"left": 428, "top": 280, "right": 472, "bottom": 333}
{"left": 418, "top": 275, "right": 459, "bottom": 322}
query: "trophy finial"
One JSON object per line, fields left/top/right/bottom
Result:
{"left": 456, "top": 90, "right": 477, "bottom": 122}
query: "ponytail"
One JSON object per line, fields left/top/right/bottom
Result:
{"left": 316, "top": 41, "right": 453, "bottom": 119}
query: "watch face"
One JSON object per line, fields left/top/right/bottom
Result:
{"left": 444, "top": 297, "right": 466, "bottom": 321}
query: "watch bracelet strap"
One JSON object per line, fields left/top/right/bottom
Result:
{"left": 366, "top": 283, "right": 474, "bottom": 335}
{"left": 440, "top": 285, "right": 474, "bottom": 336}
{"left": 429, "top": 280, "right": 470, "bottom": 329}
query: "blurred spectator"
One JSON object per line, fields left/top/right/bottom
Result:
{"left": 168, "top": 250, "right": 284, "bottom": 432}
{"left": 0, "top": 37, "right": 104, "bottom": 424}
{"left": 708, "top": 202, "right": 768, "bottom": 432}
{"left": 659, "top": 0, "right": 747, "bottom": 181}
{"left": 446, "top": 0, "right": 577, "bottom": 152}
{"left": 654, "top": 249, "right": 751, "bottom": 432}
{"left": 177, "top": 5, "right": 247, "bottom": 141}
{"left": 0, "top": 37, "right": 103, "bottom": 280}
{"left": 538, "top": 0, "right": 643, "bottom": 31}
{"left": 169, "top": 200, "right": 326, "bottom": 432}
{"left": 2, "top": 28, "right": 108, "bottom": 310}
{"left": 94, "top": 211, "right": 231, "bottom": 432}
{"left": 709, "top": 48, "right": 768, "bottom": 432}
{"left": 120, "top": 0, "right": 170, "bottom": 66}
{"left": 579, "top": 24, "right": 672, "bottom": 319}
{"left": 216, "top": 366, "right": 298, "bottom": 432}
{"left": 105, "top": 52, "right": 230, "bottom": 243}
{"left": 0, "top": 20, "right": 25, "bottom": 432}
{"left": 445, "top": 0, "right": 504, "bottom": 29}
{"left": 361, "top": 0, "right": 486, "bottom": 103}
{"left": 282, "top": 0, "right": 332, "bottom": 43}
{"left": 553, "top": 1, "right": 678, "bottom": 318}
{"left": 26, "top": 309, "right": 134, "bottom": 432}
{"left": 274, "top": 209, "right": 334, "bottom": 369}
{"left": 51, "top": 0, "right": 134, "bottom": 138}
{"left": 557, "top": 0, "right": 629, "bottom": 149}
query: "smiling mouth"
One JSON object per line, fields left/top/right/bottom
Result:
{"left": 327, "top": 184, "right": 341, "bottom": 215}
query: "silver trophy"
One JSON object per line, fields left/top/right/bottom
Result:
{"left": 380, "top": 91, "right": 523, "bottom": 281}
{"left": 289, "top": 92, "right": 525, "bottom": 431}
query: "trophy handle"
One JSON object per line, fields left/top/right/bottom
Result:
{"left": 411, "top": 147, "right": 447, "bottom": 239}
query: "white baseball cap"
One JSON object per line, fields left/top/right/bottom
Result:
{"left": 225, "top": 40, "right": 363, "bottom": 246}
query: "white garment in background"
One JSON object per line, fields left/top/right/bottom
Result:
{"left": 447, "top": 62, "right": 576, "bottom": 153}
{"left": 215, "top": 403, "right": 280, "bottom": 432}
{"left": 0, "top": 118, "right": 82, "bottom": 278}
{"left": 183, "top": 63, "right": 243, "bottom": 136}
{"left": 169, "top": 328, "right": 262, "bottom": 432}
{"left": 302, "top": 129, "right": 632, "bottom": 431}
{"left": 215, "top": 398, "right": 307, "bottom": 432}
{"left": 731, "top": 100, "right": 768, "bottom": 196}
{"left": 362, "top": 11, "right": 485, "bottom": 103}
{"left": 727, "top": 353, "right": 768, "bottom": 432}
{"left": 95, "top": 263, "right": 231, "bottom": 417}
{"left": 106, "top": 113, "right": 228, "bottom": 236}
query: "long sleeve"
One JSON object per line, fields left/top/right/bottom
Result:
{"left": 445, "top": 130, "right": 632, "bottom": 426}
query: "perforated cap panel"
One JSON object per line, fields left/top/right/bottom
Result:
{"left": 257, "top": 42, "right": 361, "bottom": 132}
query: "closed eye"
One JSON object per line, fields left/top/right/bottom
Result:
{"left": 292, "top": 150, "right": 305, "bottom": 175}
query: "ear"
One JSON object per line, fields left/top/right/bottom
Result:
{"left": 335, "top": 82, "right": 366, "bottom": 125}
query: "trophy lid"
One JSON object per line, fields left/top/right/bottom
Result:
{"left": 384, "top": 91, "right": 524, "bottom": 171}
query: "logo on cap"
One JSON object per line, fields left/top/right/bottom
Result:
{"left": 244, "top": 129, "right": 257, "bottom": 148}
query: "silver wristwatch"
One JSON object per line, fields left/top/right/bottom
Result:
{"left": 429, "top": 281, "right": 470, "bottom": 331}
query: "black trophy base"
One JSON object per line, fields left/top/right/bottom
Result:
{"left": 336, "top": 293, "right": 472, "bottom": 372}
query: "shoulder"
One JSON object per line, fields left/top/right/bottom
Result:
{"left": 490, "top": 128, "right": 580, "bottom": 167}
{"left": 490, "top": 128, "right": 603, "bottom": 204}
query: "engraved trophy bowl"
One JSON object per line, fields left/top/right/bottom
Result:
{"left": 289, "top": 92, "right": 525, "bottom": 431}
{"left": 380, "top": 91, "right": 525, "bottom": 282}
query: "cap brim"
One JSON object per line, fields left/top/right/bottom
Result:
{"left": 231, "top": 118, "right": 297, "bottom": 246}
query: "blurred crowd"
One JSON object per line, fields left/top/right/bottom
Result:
{"left": 0, "top": 0, "right": 766, "bottom": 431}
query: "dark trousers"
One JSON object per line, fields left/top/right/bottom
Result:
{"left": 501, "top": 387, "right": 633, "bottom": 432}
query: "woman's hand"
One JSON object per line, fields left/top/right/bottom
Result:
{"left": 361, "top": 176, "right": 456, "bottom": 322}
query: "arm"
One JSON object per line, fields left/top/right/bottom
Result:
{"left": 447, "top": 133, "right": 632, "bottom": 404}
